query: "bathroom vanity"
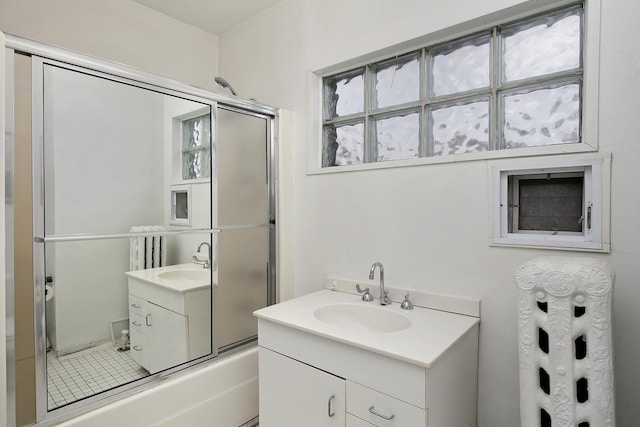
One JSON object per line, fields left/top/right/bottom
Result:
{"left": 254, "top": 279, "right": 480, "bottom": 426}
{"left": 125, "top": 263, "right": 212, "bottom": 374}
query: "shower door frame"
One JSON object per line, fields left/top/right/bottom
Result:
{"left": 4, "top": 34, "right": 278, "bottom": 426}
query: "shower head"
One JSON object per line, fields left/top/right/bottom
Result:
{"left": 214, "top": 76, "right": 238, "bottom": 96}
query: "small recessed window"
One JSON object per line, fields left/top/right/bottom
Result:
{"left": 509, "top": 173, "right": 585, "bottom": 235}
{"left": 490, "top": 155, "right": 610, "bottom": 252}
{"left": 170, "top": 186, "right": 191, "bottom": 226}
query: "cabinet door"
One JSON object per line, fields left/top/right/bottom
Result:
{"left": 259, "top": 347, "right": 345, "bottom": 427}
{"left": 148, "top": 302, "right": 188, "bottom": 373}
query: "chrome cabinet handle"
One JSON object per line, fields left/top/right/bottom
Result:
{"left": 369, "top": 406, "right": 395, "bottom": 420}
{"left": 328, "top": 395, "right": 336, "bottom": 417}
{"left": 131, "top": 303, "right": 141, "bottom": 309}
{"left": 132, "top": 321, "right": 141, "bottom": 327}
{"left": 145, "top": 314, "right": 152, "bottom": 326}
{"left": 133, "top": 346, "right": 143, "bottom": 351}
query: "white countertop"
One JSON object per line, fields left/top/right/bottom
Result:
{"left": 254, "top": 289, "right": 480, "bottom": 368}
{"left": 125, "top": 263, "right": 212, "bottom": 293}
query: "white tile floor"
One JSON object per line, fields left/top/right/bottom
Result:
{"left": 47, "top": 345, "right": 148, "bottom": 409}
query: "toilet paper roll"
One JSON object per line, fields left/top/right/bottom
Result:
{"left": 45, "top": 284, "right": 54, "bottom": 302}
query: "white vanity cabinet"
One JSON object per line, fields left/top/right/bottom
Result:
{"left": 128, "top": 293, "right": 190, "bottom": 373}
{"left": 126, "top": 264, "right": 211, "bottom": 374}
{"left": 255, "top": 289, "right": 481, "bottom": 427}
{"left": 260, "top": 347, "right": 346, "bottom": 426}
{"left": 260, "top": 346, "right": 429, "bottom": 427}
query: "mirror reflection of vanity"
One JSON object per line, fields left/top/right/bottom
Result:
{"left": 5, "top": 34, "right": 276, "bottom": 423}
{"left": 125, "top": 263, "right": 211, "bottom": 374}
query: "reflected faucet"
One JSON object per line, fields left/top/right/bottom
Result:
{"left": 369, "top": 262, "right": 391, "bottom": 305}
{"left": 196, "top": 242, "right": 211, "bottom": 269}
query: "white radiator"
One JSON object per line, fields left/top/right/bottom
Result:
{"left": 515, "top": 256, "right": 615, "bottom": 427}
{"left": 129, "top": 226, "right": 166, "bottom": 271}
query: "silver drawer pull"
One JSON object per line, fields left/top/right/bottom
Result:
{"left": 369, "top": 406, "right": 395, "bottom": 421}
{"left": 132, "top": 321, "right": 142, "bottom": 327}
{"left": 328, "top": 395, "right": 335, "bottom": 417}
{"left": 146, "top": 314, "right": 152, "bottom": 326}
{"left": 133, "top": 346, "right": 143, "bottom": 352}
{"left": 131, "top": 303, "right": 141, "bottom": 309}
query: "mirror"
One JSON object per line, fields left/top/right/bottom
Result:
{"left": 5, "top": 39, "right": 275, "bottom": 423}
{"left": 41, "top": 64, "right": 215, "bottom": 410}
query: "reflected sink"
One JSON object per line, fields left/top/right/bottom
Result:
{"left": 157, "top": 269, "right": 210, "bottom": 283}
{"left": 314, "top": 303, "right": 411, "bottom": 333}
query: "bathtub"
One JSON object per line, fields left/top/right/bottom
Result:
{"left": 57, "top": 346, "right": 258, "bottom": 427}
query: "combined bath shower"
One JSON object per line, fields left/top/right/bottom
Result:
{"left": 215, "top": 76, "right": 238, "bottom": 96}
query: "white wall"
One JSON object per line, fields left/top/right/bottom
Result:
{"left": 219, "top": 0, "right": 640, "bottom": 425}
{"left": 0, "top": 0, "right": 220, "bottom": 90}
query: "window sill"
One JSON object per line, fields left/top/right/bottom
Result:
{"left": 307, "top": 142, "right": 597, "bottom": 175}
{"left": 491, "top": 236, "right": 609, "bottom": 253}
{"left": 171, "top": 178, "right": 211, "bottom": 186}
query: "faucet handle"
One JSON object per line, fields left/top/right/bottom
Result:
{"left": 400, "top": 292, "right": 414, "bottom": 310}
{"left": 356, "top": 283, "right": 374, "bottom": 302}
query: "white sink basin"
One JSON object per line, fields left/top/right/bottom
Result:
{"left": 314, "top": 303, "right": 411, "bottom": 333}
{"left": 254, "top": 289, "right": 481, "bottom": 367}
{"left": 126, "top": 263, "right": 214, "bottom": 293}
{"left": 157, "top": 269, "right": 210, "bottom": 283}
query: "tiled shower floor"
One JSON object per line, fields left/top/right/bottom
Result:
{"left": 47, "top": 344, "right": 147, "bottom": 409}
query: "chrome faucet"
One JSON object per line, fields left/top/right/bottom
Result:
{"left": 195, "top": 242, "right": 211, "bottom": 269}
{"left": 369, "top": 262, "right": 391, "bottom": 305}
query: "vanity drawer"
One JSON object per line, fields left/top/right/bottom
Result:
{"left": 347, "top": 381, "right": 427, "bottom": 427}
{"left": 129, "top": 311, "right": 149, "bottom": 335}
{"left": 130, "top": 329, "right": 150, "bottom": 371}
{"left": 129, "top": 294, "right": 146, "bottom": 316}
{"left": 129, "top": 280, "right": 187, "bottom": 315}
{"left": 347, "top": 413, "right": 375, "bottom": 426}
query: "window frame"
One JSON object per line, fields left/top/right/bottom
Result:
{"left": 180, "top": 109, "right": 212, "bottom": 181}
{"left": 310, "top": 0, "right": 600, "bottom": 174}
{"left": 509, "top": 171, "right": 586, "bottom": 236}
{"left": 489, "top": 153, "right": 610, "bottom": 252}
{"left": 170, "top": 185, "right": 192, "bottom": 226}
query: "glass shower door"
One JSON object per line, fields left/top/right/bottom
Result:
{"left": 215, "top": 106, "right": 274, "bottom": 350}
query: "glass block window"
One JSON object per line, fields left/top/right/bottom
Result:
{"left": 321, "top": 4, "right": 584, "bottom": 167}
{"left": 431, "top": 35, "right": 491, "bottom": 97}
{"left": 375, "top": 112, "right": 420, "bottom": 161}
{"left": 182, "top": 113, "right": 211, "bottom": 180}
